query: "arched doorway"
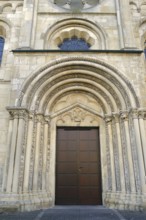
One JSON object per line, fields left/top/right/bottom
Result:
{"left": 3, "top": 56, "right": 146, "bottom": 211}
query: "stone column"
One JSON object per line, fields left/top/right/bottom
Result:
{"left": 120, "top": 111, "right": 136, "bottom": 193}
{"left": 105, "top": 115, "right": 116, "bottom": 192}
{"left": 33, "top": 114, "right": 43, "bottom": 191}
{"left": 115, "top": 0, "right": 124, "bottom": 48}
{"left": 42, "top": 117, "right": 49, "bottom": 191}
{"left": 6, "top": 110, "right": 19, "bottom": 192}
{"left": 138, "top": 110, "right": 146, "bottom": 176}
{"left": 118, "top": 0, "right": 135, "bottom": 48}
{"left": 23, "top": 113, "right": 34, "bottom": 192}
{"left": 2, "top": 112, "right": 13, "bottom": 192}
{"left": 12, "top": 109, "right": 28, "bottom": 193}
{"left": 113, "top": 113, "right": 125, "bottom": 193}
{"left": 19, "top": 0, "right": 39, "bottom": 48}
{"left": 132, "top": 109, "right": 146, "bottom": 193}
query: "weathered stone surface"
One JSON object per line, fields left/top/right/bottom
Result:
{"left": 0, "top": 0, "right": 146, "bottom": 212}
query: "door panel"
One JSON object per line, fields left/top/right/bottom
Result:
{"left": 56, "top": 127, "right": 102, "bottom": 205}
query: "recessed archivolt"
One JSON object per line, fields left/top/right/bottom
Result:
{"left": 32, "top": 72, "right": 122, "bottom": 113}
{"left": 49, "top": 91, "right": 105, "bottom": 115}
{"left": 27, "top": 74, "right": 120, "bottom": 113}
{"left": 17, "top": 56, "right": 140, "bottom": 116}
{"left": 21, "top": 66, "right": 133, "bottom": 110}
{"left": 43, "top": 18, "right": 107, "bottom": 49}
{"left": 43, "top": 85, "right": 113, "bottom": 114}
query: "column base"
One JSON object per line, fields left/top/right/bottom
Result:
{"left": 0, "top": 191, "right": 53, "bottom": 212}
{"left": 103, "top": 192, "right": 143, "bottom": 211}
{"left": 0, "top": 191, "right": 145, "bottom": 212}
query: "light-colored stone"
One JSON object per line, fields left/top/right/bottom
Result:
{"left": 0, "top": 0, "right": 146, "bottom": 212}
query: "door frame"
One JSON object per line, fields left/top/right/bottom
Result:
{"left": 48, "top": 115, "right": 106, "bottom": 207}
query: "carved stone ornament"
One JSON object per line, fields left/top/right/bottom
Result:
{"left": 6, "top": 107, "right": 29, "bottom": 120}
{"left": 104, "top": 114, "right": 112, "bottom": 123}
{"left": 36, "top": 113, "right": 44, "bottom": 123}
{"left": 130, "top": 108, "right": 139, "bottom": 119}
{"left": 44, "top": 116, "right": 50, "bottom": 125}
{"left": 138, "top": 109, "right": 146, "bottom": 120}
{"left": 57, "top": 107, "right": 97, "bottom": 124}
{"left": 120, "top": 111, "right": 129, "bottom": 121}
{"left": 112, "top": 113, "right": 120, "bottom": 123}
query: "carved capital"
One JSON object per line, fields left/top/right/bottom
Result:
{"left": 18, "top": 110, "right": 28, "bottom": 120}
{"left": 138, "top": 109, "right": 146, "bottom": 120}
{"left": 36, "top": 113, "right": 44, "bottom": 123}
{"left": 112, "top": 113, "right": 120, "bottom": 123}
{"left": 44, "top": 116, "right": 50, "bottom": 125}
{"left": 28, "top": 111, "right": 35, "bottom": 121}
{"left": 104, "top": 114, "right": 112, "bottom": 123}
{"left": 7, "top": 107, "right": 28, "bottom": 120}
{"left": 120, "top": 111, "right": 129, "bottom": 121}
{"left": 130, "top": 108, "right": 138, "bottom": 119}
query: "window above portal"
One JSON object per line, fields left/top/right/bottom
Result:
{"left": 59, "top": 36, "right": 91, "bottom": 50}
{"left": 44, "top": 18, "right": 107, "bottom": 50}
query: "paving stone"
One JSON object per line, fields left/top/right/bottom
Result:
{"left": 119, "top": 210, "right": 146, "bottom": 220}
{"left": 0, "top": 207, "right": 146, "bottom": 220}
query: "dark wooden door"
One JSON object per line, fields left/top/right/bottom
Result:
{"left": 56, "top": 127, "right": 102, "bottom": 205}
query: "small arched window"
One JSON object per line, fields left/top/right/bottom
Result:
{"left": 59, "top": 37, "right": 91, "bottom": 50}
{"left": 0, "top": 37, "right": 5, "bottom": 64}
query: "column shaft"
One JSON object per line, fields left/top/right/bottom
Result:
{"left": 42, "top": 122, "right": 48, "bottom": 191}
{"left": 23, "top": 118, "right": 34, "bottom": 192}
{"left": 118, "top": 0, "right": 135, "bottom": 47}
{"left": 12, "top": 118, "right": 25, "bottom": 192}
{"left": 124, "top": 120, "right": 136, "bottom": 192}
{"left": 33, "top": 119, "right": 41, "bottom": 191}
{"left": 6, "top": 117, "right": 18, "bottom": 192}
{"left": 108, "top": 122, "right": 116, "bottom": 192}
{"left": 2, "top": 118, "right": 13, "bottom": 191}
{"left": 115, "top": 120, "right": 125, "bottom": 192}
{"left": 133, "top": 118, "right": 146, "bottom": 192}
{"left": 139, "top": 118, "right": 146, "bottom": 176}
{"left": 115, "top": 0, "right": 124, "bottom": 48}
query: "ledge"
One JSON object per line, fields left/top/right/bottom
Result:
{"left": 12, "top": 49, "right": 144, "bottom": 54}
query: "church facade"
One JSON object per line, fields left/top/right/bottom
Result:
{"left": 0, "top": 0, "right": 146, "bottom": 212}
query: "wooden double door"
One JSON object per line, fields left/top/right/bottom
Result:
{"left": 56, "top": 127, "right": 102, "bottom": 205}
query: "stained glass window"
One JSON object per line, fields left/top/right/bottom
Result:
{"left": 0, "top": 37, "right": 4, "bottom": 64}
{"left": 59, "top": 37, "right": 90, "bottom": 50}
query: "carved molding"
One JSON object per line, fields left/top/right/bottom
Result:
{"left": 49, "top": 90, "right": 106, "bottom": 114}
{"left": 120, "top": 111, "right": 129, "bottom": 121}
{"left": 6, "top": 107, "right": 29, "bottom": 120}
{"left": 104, "top": 114, "right": 112, "bottom": 123}
{"left": 112, "top": 113, "right": 120, "bottom": 123}
{"left": 57, "top": 107, "right": 98, "bottom": 125}
{"left": 17, "top": 56, "right": 140, "bottom": 111}
{"left": 27, "top": 68, "right": 127, "bottom": 112}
